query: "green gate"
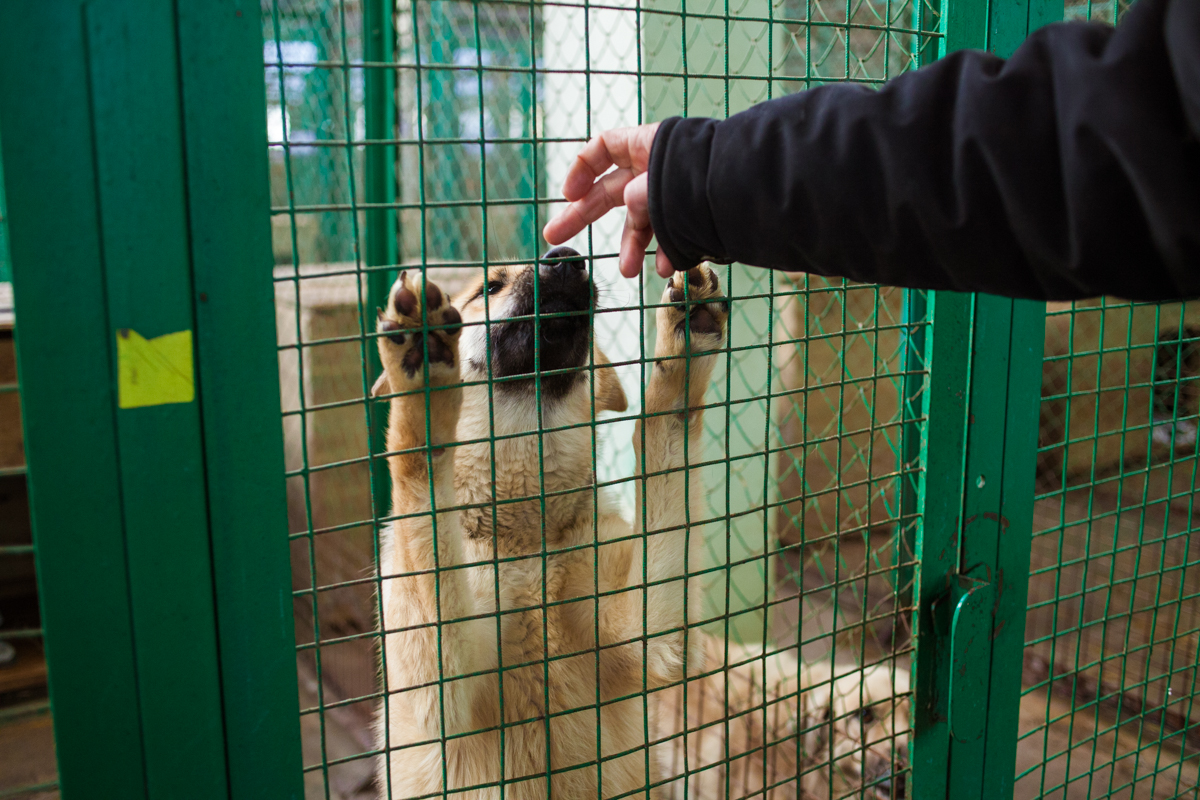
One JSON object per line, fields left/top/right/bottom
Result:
{"left": 0, "top": 1, "right": 1195, "bottom": 799}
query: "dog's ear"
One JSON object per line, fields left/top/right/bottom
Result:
{"left": 371, "top": 372, "right": 392, "bottom": 399}
{"left": 592, "top": 345, "right": 628, "bottom": 413}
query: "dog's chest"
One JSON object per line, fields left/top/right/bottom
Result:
{"left": 453, "top": 436, "right": 595, "bottom": 550}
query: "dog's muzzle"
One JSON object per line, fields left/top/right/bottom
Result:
{"left": 488, "top": 246, "right": 594, "bottom": 394}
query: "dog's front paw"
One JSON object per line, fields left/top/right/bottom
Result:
{"left": 658, "top": 265, "right": 729, "bottom": 355}
{"left": 645, "top": 265, "right": 728, "bottom": 415}
{"left": 376, "top": 271, "right": 462, "bottom": 392}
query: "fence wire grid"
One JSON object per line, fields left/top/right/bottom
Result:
{"left": 264, "top": 0, "right": 933, "bottom": 797}
{"left": 1018, "top": 4, "right": 1200, "bottom": 798}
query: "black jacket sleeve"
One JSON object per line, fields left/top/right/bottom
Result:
{"left": 647, "top": 0, "right": 1200, "bottom": 302}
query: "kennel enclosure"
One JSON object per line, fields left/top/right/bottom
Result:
{"left": 1, "top": 0, "right": 1197, "bottom": 799}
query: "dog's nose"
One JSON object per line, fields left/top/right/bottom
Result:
{"left": 539, "top": 246, "right": 587, "bottom": 282}
{"left": 541, "top": 245, "right": 585, "bottom": 268}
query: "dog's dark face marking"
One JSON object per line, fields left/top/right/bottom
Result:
{"left": 456, "top": 247, "right": 596, "bottom": 398}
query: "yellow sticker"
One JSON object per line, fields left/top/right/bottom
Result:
{"left": 116, "top": 328, "right": 195, "bottom": 409}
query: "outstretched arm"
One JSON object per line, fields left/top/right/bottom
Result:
{"left": 547, "top": 0, "right": 1200, "bottom": 302}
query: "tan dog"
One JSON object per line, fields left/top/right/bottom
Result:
{"left": 654, "top": 644, "right": 910, "bottom": 800}
{"left": 371, "top": 248, "right": 727, "bottom": 800}
{"left": 370, "top": 248, "right": 908, "bottom": 800}
{"left": 799, "top": 662, "right": 910, "bottom": 800}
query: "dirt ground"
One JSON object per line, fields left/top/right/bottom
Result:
{"left": 0, "top": 703, "right": 57, "bottom": 799}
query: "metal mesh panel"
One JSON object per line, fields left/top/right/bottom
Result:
{"left": 265, "top": 1, "right": 934, "bottom": 797}
{"left": 1016, "top": 10, "right": 1200, "bottom": 791}
{"left": 1015, "top": 5, "right": 1200, "bottom": 798}
{"left": 1020, "top": 297, "right": 1200, "bottom": 800}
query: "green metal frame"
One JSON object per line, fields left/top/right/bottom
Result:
{"left": 0, "top": 2, "right": 301, "bottom": 798}
{"left": 365, "top": 0, "right": 399, "bottom": 547}
{"left": 909, "top": 4, "right": 1059, "bottom": 800}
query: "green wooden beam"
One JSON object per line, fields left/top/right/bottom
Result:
{"left": 0, "top": 4, "right": 149, "bottom": 796}
{"left": 365, "top": 0, "right": 398, "bottom": 544}
{"left": 83, "top": 2, "right": 229, "bottom": 794}
{"left": 175, "top": 2, "right": 305, "bottom": 797}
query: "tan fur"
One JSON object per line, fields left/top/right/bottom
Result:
{"left": 654, "top": 651, "right": 910, "bottom": 800}
{"left": 371, "top": 265, "right": 907, "bottom": 800}
{"left": 373, "top": 266, "right": 726, "bottom": 800}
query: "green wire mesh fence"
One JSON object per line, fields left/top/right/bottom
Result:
{"left": 1021, "top": 296, "right": 1200, "bottom": 800}
{"left": 1016, "top": 3, "right": 1200, "bottom": 798}
{"left": 265, "top": 0, "right": 931, "bottom": 797}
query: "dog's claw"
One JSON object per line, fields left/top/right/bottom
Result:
{"left": 394, "top": 276, "right": 419, "bottom": 317}
{"left": 663, "top": 264, "right": 729, "bottom": 351}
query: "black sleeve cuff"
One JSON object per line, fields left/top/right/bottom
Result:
{"left": 647, "top": 116, "right": 728, "bottom": 271}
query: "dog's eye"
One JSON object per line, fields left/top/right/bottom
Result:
{"left": 858, "top": 707, "right": 877, "bottom": 725}
{"left": 486, "top": 280, "right": 504, "bottom": 295}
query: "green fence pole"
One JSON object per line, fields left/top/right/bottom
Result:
{"left": 365, "top": 0, "right": 398, "bottom": 540}
{"left": 894, "top": 0, "right": 945, "bottom": 606}
{"left": 965, "top": 5, "right": 1058, "bottom": 799}
{"left": 910, "top": 290, "right": 973, "bottom": 800}
{"left": 914, "top": 4, "right": 1058, "bottom": 800}
{"left": 907, "top": 2, "right": 988, "bottom": 795}
{"left": 176, "top": 2, "right": 305, "bottom": 798}
{"left": 0, "top": 4, "right": 149, "bottom": 796}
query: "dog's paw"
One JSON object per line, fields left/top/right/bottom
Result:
{"left": 376, "top": 271, "right": 462, "bottom": 391}
{"left": 658, "top": 265, "right": 729, "bottom": 355}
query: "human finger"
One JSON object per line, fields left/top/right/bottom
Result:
{"left": 543, "top": 167, "right": 633, "bottom": 244}
{"left": 561, "top": 124, "right": 660, "bottom": 202}
{"left": 623, "top": 171, "right": 650, "bottom": 232}
{"left": 655, "top": 248, "right": 674, "bottom": 278}
{"left": 561, "top": 129, "right": 634, "bottom": 202}
{"left": 619, "top": 212, "right": 654, "bottom": 279}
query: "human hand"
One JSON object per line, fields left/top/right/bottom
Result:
{"left": 542, "top": 123, "right": 674, "bottom": 279}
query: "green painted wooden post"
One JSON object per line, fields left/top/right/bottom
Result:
{"left": 0, "top": 5, "right": 149, "bottom": 796}
{"left": 78, "top": 4, "right": 230, "bottom": 795}
{"left": 175, "top": 2, "right": 305, "bottom": 798}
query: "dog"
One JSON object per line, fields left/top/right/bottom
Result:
{"left": 654, "top": 639, "right": 910, "bottom": 800}
{"left": 370, "top": 246, "right": 908, "bottom": 799}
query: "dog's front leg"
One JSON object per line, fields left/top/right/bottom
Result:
{"left": 628, "top": 266, "right": 729, "bottom": 687}
{"left": 374, "top": 271, "right": 498, "bottom": 797}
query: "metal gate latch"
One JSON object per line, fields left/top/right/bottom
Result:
{"left": 947, "top": 576, "right": 995, "bottom": 742}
